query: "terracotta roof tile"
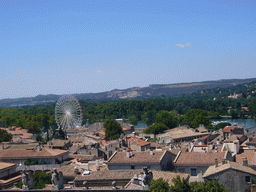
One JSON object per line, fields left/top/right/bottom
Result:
{"left": 75, "top": 170, "right": 140, "bottom": 181}
{"left": 0, "top": 148, "right": 68, "bottom": 159}
{"left": 175, "top": 151, "right": 227, "bottom": 165}
{"left": 127, "top": 138, "right": 151, "bottom": 147}
{"left": 203, "top": 161, "right": 256, "bottom": 177}
{"left": 107, "top": 151, "right": 167, "bottom": 164}
{"left": 236, "top": 150, "right": 255, "bottom": 166}
{"left": 0, "top": 162, "right": 16, "bottom": 170}
{"left": 222, "top": 126, "right": 236, "bottom": 133}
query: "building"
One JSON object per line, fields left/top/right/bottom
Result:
{"left": 0, "top": 162, "right": 20, "bottom": 189}
{"left": 222, "top": 125, "right": 245, "bottom": 140}
{"left": 174, "top": 151, "right": 233, "bottom": 182}
{"left": 203, "top": 159, "right": 256, "bottom": 192}
{"left": 0, "top": 145, "right": 69, "bottom": 165}
{"left": 126, "top": 137, "right": 151, "bottom": 151}
{"left": 47, "top": 139, "right": 72, "bottom": 150}
{"left": 74, "top": 169, "right": 189, "bottom": 189}
{"left": 107, "top": 150, "right": 176, "bottom": 171}
{"left": 157, "top": 126, "right": 209, "bottom": 144}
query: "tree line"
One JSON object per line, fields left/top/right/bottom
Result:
{"left": 0, "top": 81, "right": 256, "bottom": 140}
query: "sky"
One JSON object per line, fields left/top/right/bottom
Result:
{"left": 1, "top": 0, "right": 255, "bottom": 100}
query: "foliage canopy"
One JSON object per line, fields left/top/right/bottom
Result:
{"left": 104, "top": 119, "right": 123, "bottom": 140}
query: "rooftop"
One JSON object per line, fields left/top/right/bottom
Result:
{"left": 236, "top": 150, "right": 256, "bottom": 166}
{"left": 127, "top": 138, "right": 151, "bottom": 147}
{"left": 222, "top": 126, "right": 236, "bottom": 133}
{"left": 175, "top": 151, "right": 228, "bottom": 165}
{"left": 203, "top": 161, "right": 256, "bottom": 178}
{"left": 107, "top": 150, "right": 168, "bottom": 164}
{"left": 0, "top": 147, "right": 68, "bottom": 159}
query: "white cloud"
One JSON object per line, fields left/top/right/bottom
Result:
{"left": 175, "top": 42, "right": 192, "bottom": 48}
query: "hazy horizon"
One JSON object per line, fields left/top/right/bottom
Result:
{"left": 1, "top": 0, "right": 255, "bottom": 100}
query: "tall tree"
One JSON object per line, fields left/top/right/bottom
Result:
{"left": 149, "top": 178, "right": 170, "bottom": 192}
{"left": 104, "top": 120, "right": 123, "bottom": 140}
{"left": 155, "top": 110, "right": 178, "bottom": 129}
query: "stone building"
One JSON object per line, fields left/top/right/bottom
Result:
{"left": 107, "top": 150, "right": 176, "bottom": 171}
{"left": 203, "top": 158, "right": 256, "bottom": 192}
{"left": 174, "top": 150, "right": 233, "bottom": 182}
{"left": 0, "top": 162, "right": 20, "bottom": 189}
{"left": 126, "top": 137, "right": 151, "bottom": 151}
{"left": 0, "top": 145, "right": 69, "bottom": 165}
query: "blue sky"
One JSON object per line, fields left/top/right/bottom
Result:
{"left": 1, "top": 0, "right": 255, "bottom": 99}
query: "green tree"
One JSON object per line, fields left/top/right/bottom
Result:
{"left": 170, "top": 176, "right": 191, "bottom": 192}
{"left": 0, "top": 129, "right": 12, "bottom": 142}
{"left": 26, "top": 121, "right": 41, "bottom": 134}
{"left": 185, "top": 109, "right": 210, "bottom": 128}
{"left": 33, "top": 172, "right": 52, "bottom": 189}
{"left": 190, "top": 180, "right": 227, "bottom": 192}
{"left": 144, "top": 123, "right": 169, "bottom": 135}
{"left": 128, "top": 115, "right": 138, "bottom": 126}
{"left": 155, "top": 110, "right": 178, "bottom": 129}
{"left": 103, "top": 120, "right": 123, "bottom": 140}
{"left": 142, "top": 110, "right": 156, "bottom": 126}
{"left": 249, "top": 98, "right": 256, "bottom": 117}
{"left": 149, "top": 178, "right": 170, "bottom": 192}
{"left": 213, "top": 122, "right": 231, "bottom": 130}
{"left": 230, "top": 109, "right": 238, "bottom": 119}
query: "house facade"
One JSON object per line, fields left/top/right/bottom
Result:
{"left": 203, "top": 159, "right": 256, "bottom": 192}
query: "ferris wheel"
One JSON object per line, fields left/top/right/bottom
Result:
{"left": 55, "top": 95, "right": 83, "bottom": 130}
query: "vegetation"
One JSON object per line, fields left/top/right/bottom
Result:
{"left": 0, "top": 129, "right": 12, "bottom": 142}
{"left": 0, "top": 81, "right": 256, "bottom": 139}
{"left": 151, "top": 176, "right": 227, "bottom": 192}
{"left": 144, "top": 123, "right": 169, "bottom": 135}
{"left": 213, "top": 122, "right": 231, "bottom": 130}
{"left": 103, "top": 119, "right": 123, "bottom": 140}
{"left": 17, "top": 172, "right": 52, "bottom": 189}
{"left": 190, "top": 180, "right": 227, "bottom": 192}
{"left": 24, "top": 159, "right": 47, "bottom": 165}
{"left": 155, "top": 110, "right": 178, "bottom": 129}
{"left": 149, "top": 178, "right": 170, "bottom": 192}
{"left": 170, "top": 176, "right": 191, "bottom": 192}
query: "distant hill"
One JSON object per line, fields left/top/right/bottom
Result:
{"left": 1, "top": 78, "right": 256, "bottom": 108}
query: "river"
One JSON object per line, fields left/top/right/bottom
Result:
{"left": 134, "top": 119, "right": 256, "bottom": 129}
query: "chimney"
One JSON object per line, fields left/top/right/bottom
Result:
{"left": 74, "top": 167, "right": 79, "bottom": 176}
{"left": 126, "top": 151, "right": 131, "bottom": 158}
{"left": 132, "top": 174, "right": 139, "bottom": 185}
{"left": 242, "top": 157, "right": 248, "bottom": 166}
{"left": 37, "top": 144, "right": 41, "bottom": 151}
{"left": 215, "top": 158, "right": 218, "bottom": 167}
{"left": 150, "top": 150, "right": 154, "bottom": 156}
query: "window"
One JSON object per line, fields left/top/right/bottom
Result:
{"left": 179, "top": 168, "right": 185, "bottom": 173}
{"left": 245, "top": 176, "right": 251, "bottom": 183}
{"left": 191, "top": 168, "right": 197, "bottom": 176}
{"left": 131, "top": 165, "right": 135, "bottom": 169}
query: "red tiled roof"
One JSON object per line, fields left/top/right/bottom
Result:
{"left": 236, "top": 150, "right": 255, "bottom": 166}
{"left": 0, "top": 148, "right": 68, "bottom": 160}
{"left": 99, "top": 140, "right": 110, "bottom": 146}
{"left": 107, "top": 151, "right": 167, "bottom": 164}
{"left": 127, "top": 138, "right": 151, "bottom": 147}
{"left": 0, "top": 162, "right": 16, "bottom": 170}
{"left": 197, "top": 135, "right": 209, "bottom": 141}
{"left": 222, "top": 126, "right": 236, "bottom": 133}
{"left": 175, "top": 151, "right": 227, "bottom": 165}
